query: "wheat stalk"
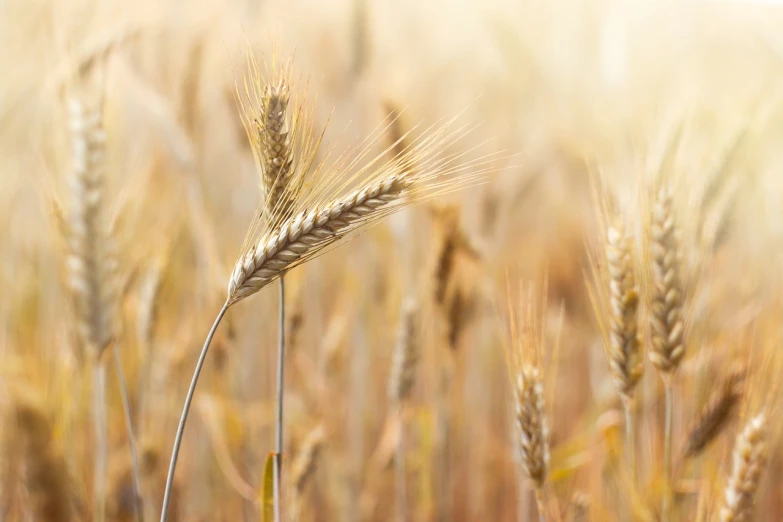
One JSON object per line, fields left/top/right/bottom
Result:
{"left": 719, "top": 413, "right": 768, "bottom": 522}
{"left": 502, "top": 282, "right": 555, "bottom": 522}
{"left": 388, "top": 298, "right": 418, "bottom": 522}
{"left": 65, "top": 93, "right": 118, "bottom": 522}
{"left": 160, "top": 61, "right": 489, "bottom": 522}
{"left": 648, "top": 185, "right": 685, "bottom": 521}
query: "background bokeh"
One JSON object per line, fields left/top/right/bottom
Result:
{"left": 3, "top": 0, "right": 783, "bottom": 520}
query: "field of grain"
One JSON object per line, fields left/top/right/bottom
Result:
{"left": 3, "top": 0, "right": 783, "bottom": 521}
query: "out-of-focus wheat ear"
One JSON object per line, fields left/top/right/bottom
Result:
{"left": 66, "top": 95, "right": 116, "bottom": 359}
{"left": 431, "top": 204, "right": 460, "bottom": 306}
{"left": 648, "top": 186, "right": 685, "bottom": 374}
{"left": 388, "top": 299, "right": 419, "bottom": 404}
{"left": 719, "top": 413, "right": 768, "bottom": 522}
{"left": 289, "top": 425, "right": 327, "bottom": 522}
{"left": 606, "top": 219, "right": 644, "bottom": 399}
{"left": 568, "top": 491, "right": 590, "bottom": 522}
{"left": 682, "top": 364, "right": 745, "bottom": 460}
{"left": 445, "top": 281, "right": 477, "bottom": 352}
{"left": 9, "top": 389, "right": 72, "bottom": 522}
{"left": 514, "top": 365, "right": 550, "bottom": 491}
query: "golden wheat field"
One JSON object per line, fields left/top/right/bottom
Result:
{"left": 5, "top": 0, "right": 783, "bottom": 521}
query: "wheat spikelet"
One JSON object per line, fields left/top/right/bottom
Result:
{"left": 648, "top": 186, "right": 685, "bottom": 373}
{"left": 606, "top": 219, "right": 643, "bottom": 398}
{"left": 682, "top": 365, "right": 745, "bottom": 459}
{"left": 719, "top": 413, "right": 768, "bottom": 522}
{"left": 65, "top": 95, "right": 116, "bottom": 358}
{"left": 9, "top": 390, "right": 72, "bottom": 522}
{"left": 388, "top": 299, "right": 418, "bottom": 403}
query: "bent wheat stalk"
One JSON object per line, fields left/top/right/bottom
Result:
{"left": 160, "top": 69, "right": 492, "bottom": 522}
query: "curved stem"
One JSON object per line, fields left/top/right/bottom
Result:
{"left": 273, "top": 277, "right": 286, "bottom": 522}
{"left": 113, "top": 340, "right": 144, "bottom": 522}
{"left": 160, "top": 302, "right": 230, "bottom": 522}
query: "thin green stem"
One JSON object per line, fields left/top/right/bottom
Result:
{"left": 112, "top": 340, "right": 144, "bottom": 522}
{"left": 93, "top": 358, "right": 107, "bottom": 522}
{"left": 160, "top": 302, "right": 230, "bottom": 522}
{"left": 274, "top": 276, "right": 285, "bottom": 522}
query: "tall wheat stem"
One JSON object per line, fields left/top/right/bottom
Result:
{"left": 160, "top": 302, "right": 230, "bottom": 522}
{"left": 274, "top": 277, "right": 286, "bottom": 522}
{"left": 394, "top": 405, "right": 407, "bottom": 522}
{"left": 623, "top": 398, "right": 636, "bottom": 484}
{"left": 112, "top": 340, "right": 144, "bottom": 522}
{"left": 93, "top": 358, "right": 108, "bottom": 522}
{"left": 534, "top": 488, "right": 547, "bottom": 522}
{"left": 663, "top": 377, "right": 673, "bottom": 522}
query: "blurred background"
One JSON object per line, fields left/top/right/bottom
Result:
{"left": 3, "top": 0, "right": 783, "bottom": 520}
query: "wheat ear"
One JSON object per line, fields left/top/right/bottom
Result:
{"left": 719, "top": 413, "right": 768, "bottom": 522}
{"left": 228, "top": 173, "right": 412, "bottom": 304}
{"left": 289, "top": 425, "right": 326, "bottom": 522}
{"left": 649, "top": 186, "right": 685, "bottom": 374}
{"left": 10, "top": 390, "right": 72, "bottom": 522}
{"left": 682, "top": 365, "right": 745, "bottom": 460}
{"left": 606, "top": 220, "right": 643, "bottom": 399}
{"left": 388, "top": 299, "right": 419, "bottom": 404}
